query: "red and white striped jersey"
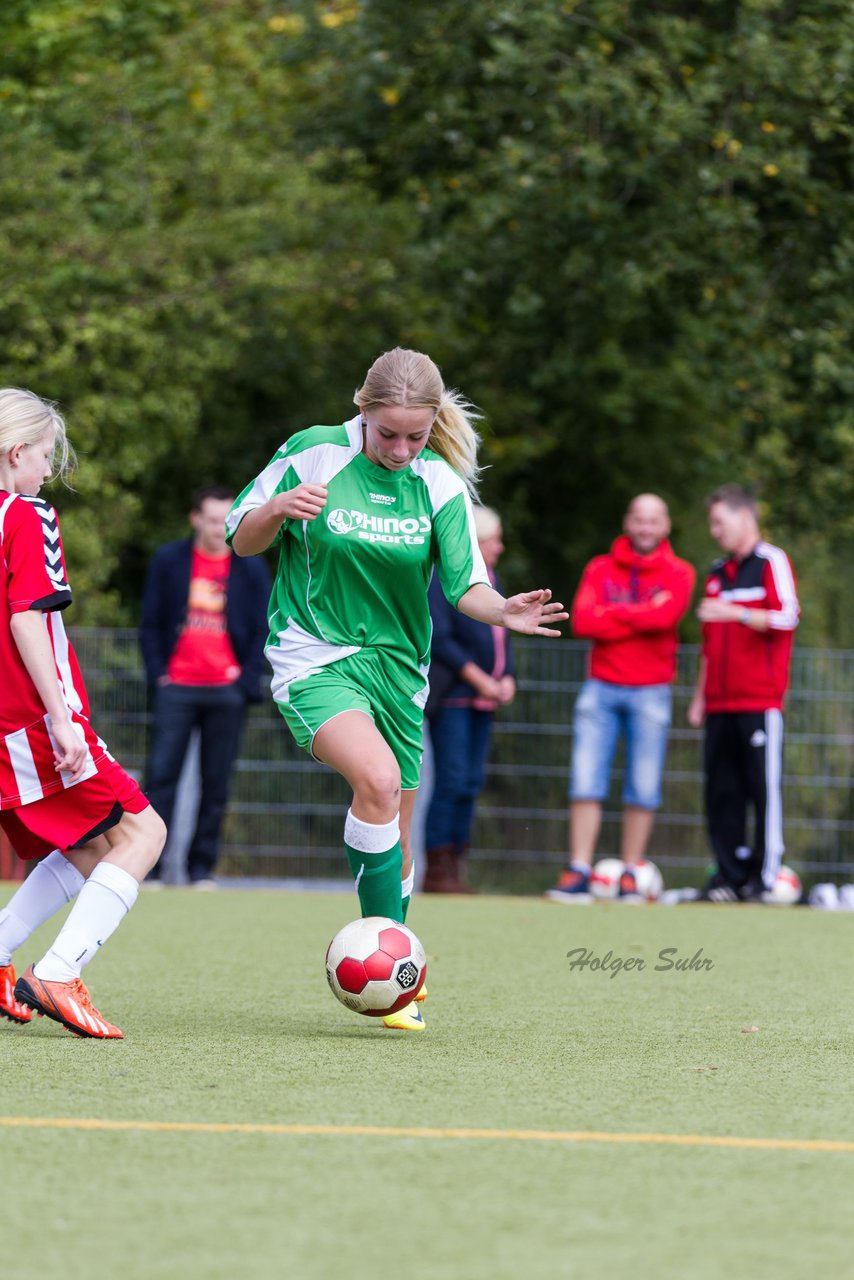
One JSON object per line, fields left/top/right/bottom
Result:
{"left": 701, "top": 540, "right": 799, "bottom": 713}
{"left": 0, "top": 492, "right": 109, "bottom": 809}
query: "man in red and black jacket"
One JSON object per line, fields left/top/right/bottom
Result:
{"left": 547, "top": 494, "right": 695, "bottom": 902}
{"left": 688, "top": 484, "right": 799, "bottom": 902}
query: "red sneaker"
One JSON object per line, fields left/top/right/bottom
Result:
{"left": 0, "top": 964, "right": 33, "bottom": 1024}
{"left": 14, "top": 965, "right": 124, "bottom": 1039}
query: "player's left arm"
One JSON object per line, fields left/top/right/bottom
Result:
{"left": 762, "top": 550, "right": 800, "bottom": 631}
{"left": 457, "top": 582, "right": 568, "bottom": 637}
{"left": 9, "top": 612, "right": 89, "bottom": 779}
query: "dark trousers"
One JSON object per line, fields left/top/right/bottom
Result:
{"left": 146, "top": 682, "right": 246, "bottom": 881}
{"left": 425, "top": 706, "right": 494, "bottom": 849}
{"left": 704, "top": 710, "right": 784, "bottom": 891}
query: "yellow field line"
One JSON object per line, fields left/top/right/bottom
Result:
{"left": 0, "top": 1116, "right": 852, "bottom": 1152}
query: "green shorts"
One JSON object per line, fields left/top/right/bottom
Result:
{"left": 277, "top": 649, "right": 426, "bottom": 790}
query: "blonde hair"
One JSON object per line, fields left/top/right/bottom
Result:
{"left": 0, "top": 388, "right": 75, "bottom": 483}
{"left": 474, "top": 505, "right": 501, "bottom": 543}
{"left": 354, "top": 347, "right": 482, "bottom": 495}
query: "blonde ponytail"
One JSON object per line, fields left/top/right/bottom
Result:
{"left": 354, "top": 348, "right": 482, "bottom": 496}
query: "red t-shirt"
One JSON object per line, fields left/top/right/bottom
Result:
{"left": 0, "top": 492, "right": 111, "bottom": 809}
{"left": 166, "top": 548, "right": 241, "bottom": 686}
{"left": 571, "top": 536, "right": 696, "bottom": 686}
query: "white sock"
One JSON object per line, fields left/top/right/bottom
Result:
{"left": 35, "top": 862, "right": 138, "bottom": 983}
{"left": 401, "top": 866, "right": 415, "bottom": 899}
{"left": 344, "top": 809, "right": 400, "bottom": 852}
{"left": 0, "top": 850, "right": 84, "bottom": 966}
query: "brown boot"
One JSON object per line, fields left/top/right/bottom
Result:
{"left": 422, "top": 846, "right": 460, "bottom": 893}
{"left": 449, "top": 843, "right": 478, "bottom": 894}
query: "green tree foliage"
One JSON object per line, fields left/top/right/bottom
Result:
{"left": 289, "top": 0, "right": 854, "bottom": 634}
{"left": 0, "top": 0, "right": 412, "bottom": 619}
{"left": 1, "top": 0, "right": 852, "bottom": 638}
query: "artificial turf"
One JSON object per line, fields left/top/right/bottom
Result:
{"left": 1, "top": 884, "right": 852, "bottom": 1280}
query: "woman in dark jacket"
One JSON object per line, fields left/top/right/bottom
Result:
{"left": 424, "top": 507, "right": 516, "bottom": 892}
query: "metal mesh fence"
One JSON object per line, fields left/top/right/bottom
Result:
{"left": 73, "top": 629, "right": 854, "bottom": 893}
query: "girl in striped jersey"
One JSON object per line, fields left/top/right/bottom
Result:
{"left": 0, "top": 389, "right": 165, "bottom": 1038}
{"left": 227, "top": 348, "right": 568, "bottom": 1030}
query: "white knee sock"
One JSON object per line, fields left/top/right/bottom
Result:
{"left": 0, "top": 850, "right": 85, "bottom": 966}
{"left": 35, "top": 862, "right": 139, "bottom": 983}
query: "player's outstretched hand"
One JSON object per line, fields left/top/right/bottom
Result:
{"left": 502, "top": 589, "right": 568, "bottom": 637}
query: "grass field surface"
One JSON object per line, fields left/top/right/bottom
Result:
{"left": 1, "top": 885, "right": 852, "bottom": 1280}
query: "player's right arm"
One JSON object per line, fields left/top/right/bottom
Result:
{"left": 231, "top": 485, "right": 327, "bottom": 555}
{"left": 9, "top": 611, "right": 89, "bottom": 779}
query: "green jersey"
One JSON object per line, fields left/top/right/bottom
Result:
{"left": 226, "top": 416, "right": 488, "bottom": 703}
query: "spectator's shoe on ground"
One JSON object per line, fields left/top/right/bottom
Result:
{"left": 697, "top": 883, "right": 741, "bottom": 903}
{"left": 415, "top": 984, "right": 427, "bottom": 1003}
{"left": 0, "top": 964, "right": 33, "bottom": 1024}
{"left": 190, "top": 877, "right": 218, "bottom": 891}
{"left": 545, "top": 868, "right": 593, "bottom": 903}
{"left": 14, "top": 965, "right": 124, "bottom": 1039}
{"left": 618, "top": 867, "right": 637, "bottom": 894}
{"left": 382, "top": 1000, "right": 426, "bottom": 1031}
{"left": 617, "top": 868, "right": 645, "bottom": 902}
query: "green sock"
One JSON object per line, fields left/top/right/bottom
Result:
{"left": 345, "top": 843, "right": 403, "bottom": 922}
{"left": 401, "top": 894, "right": 410, "bottom": 923}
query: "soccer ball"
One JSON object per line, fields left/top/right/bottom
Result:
{"left": 589, "top": 859, "right": 624, "bottom": 900}
{"left": 631, "top": 859, "right": 664, "bottom": 902}
{"left": 767, "top": 866, "right": 802, "bottom": 906}
{"left": 325, "top": 917, "right": 427, "bottom": 1016}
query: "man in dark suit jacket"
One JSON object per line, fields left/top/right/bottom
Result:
{"left": 139, "top": 485, "right": 271, "bottom": 886}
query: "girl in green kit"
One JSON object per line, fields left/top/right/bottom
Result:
{"left": 227, "top": 348, "right": 567, "bottom": 1030}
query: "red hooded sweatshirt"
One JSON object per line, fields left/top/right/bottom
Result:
{"left": 571, "top": 536, "right": 696, "bottom": 686}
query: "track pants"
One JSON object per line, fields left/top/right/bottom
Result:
{"left": 704, "top": 710, "right": 784, "bottom": 891}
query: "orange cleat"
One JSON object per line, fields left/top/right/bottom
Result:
{"left": 14, "top": 965, "right": 124, "bottom": 1039}
{"left": 0, "top": 964, "right": 33, "bottom": 1024}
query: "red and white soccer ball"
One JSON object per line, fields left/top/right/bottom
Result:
{"left": 589, "top": 859, "right": 624, "bottom": 900}
{"left": 325, "top": 917, "right": 427, "bottom": 1016}
{"left": 767, "top": 865, "right": 802, "bottom": 906}
{"left": 631, "top": 859, "right": 664, "bottom": 902}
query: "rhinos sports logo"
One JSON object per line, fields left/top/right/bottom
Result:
{"left": 326, "top": 509, "right": 431, "bottom": 545}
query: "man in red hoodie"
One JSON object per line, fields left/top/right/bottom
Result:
{"left": 687, "top": 485, "right": 799, "bottom": 901}
{"left": 547, "top": 494, "right": 695, "bottom": 902}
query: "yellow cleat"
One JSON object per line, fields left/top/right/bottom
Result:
{"left": 415, "top": 983, "right": 427, "bottom": 1003}
{"left": 382, "top": 1000, "right": 426, "bottom": 1031}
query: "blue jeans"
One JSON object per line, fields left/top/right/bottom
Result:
{"left": 145, "top": 683, "right": 246, "bottom": 880}
{"left": 569, "top": 679, "right": 671, "bottom": 810}
{"left": 425, "top": 706, "right": 494, "bottom": 848}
